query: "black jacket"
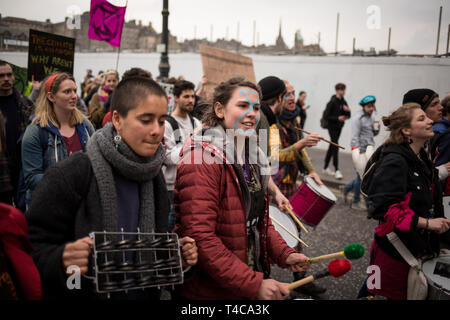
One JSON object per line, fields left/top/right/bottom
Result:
{"left": 26, "top": 152, "right": 170, "bottom": 299}
{"left": 323, "top": 95, "right": 351, "bottom": 129}
{"left": 260, "top": 102, "right": 277, "bottom": 127}
{"left": 367, "top": 143, "right": 444, "bottom": 262}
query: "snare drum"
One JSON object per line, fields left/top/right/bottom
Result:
{"left": 269, "top": 205, "right": 298, "bottom": 248}
{"left": 289, "top": 176, "right": 337, "bottom": 227}
{"left": 422, "top": 254, "right": 450, "bottom": 300}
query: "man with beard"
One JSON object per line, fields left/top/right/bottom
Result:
{"left": 272, "top": 80, "right": 326, "bottom": 299}
{"left": 163, "top": 80, "right": 201, "bottom": 231}
{"left": 0, "top": 60, "right": 34, "bottom": 207}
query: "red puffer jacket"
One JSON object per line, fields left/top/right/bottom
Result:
{"left": 174, "top": 129, "right": 296, "bottom": 300}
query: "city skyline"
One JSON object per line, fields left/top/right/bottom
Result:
{"left": 1, "top": 0, "right": 449, "bottom": 55}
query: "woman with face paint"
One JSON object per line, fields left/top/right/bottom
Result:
{"left": 173, "top": 77, "right": 310, "bottom": 300}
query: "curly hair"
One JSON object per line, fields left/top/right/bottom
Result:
{"left": 382, "top": 103, "right": 421, "bottom": 145}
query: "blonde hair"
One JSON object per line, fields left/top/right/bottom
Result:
{"left": 382, "top": 103, "right": 421, "bottom": 145}
{"left": 103, "top": 69, "right": 119, "bottom": 81}
{"left": 32, "top": 72, "right": 86, "bottom": 128}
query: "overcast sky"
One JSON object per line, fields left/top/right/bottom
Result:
{"left": 1, "top": 0, "right": 449, "bottom": 54}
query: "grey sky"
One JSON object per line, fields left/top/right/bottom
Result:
{"left": 1, "top": 0, "right": 449, "bottom": 54}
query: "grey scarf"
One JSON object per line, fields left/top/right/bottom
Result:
{"left": 86, "top": 123, "right": 165, "bottom": 233}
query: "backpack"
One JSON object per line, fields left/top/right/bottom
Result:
{"left": 15, "top": 128, "right": 48, "bottom": 212}
{"left": 320, "top": 108, "right": 328, "bottom": 129}
{"left": 360, "top": 145, "right": 384, "bottom": 200}
{"left": 165, "top": 114, "right": 195, "bottom": 145}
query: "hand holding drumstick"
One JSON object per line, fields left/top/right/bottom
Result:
{"left": 296, "top": 128, "right": 346, "bottom": 150}
{"left": 293, "top": 132, "right": 322, "bottom": 150}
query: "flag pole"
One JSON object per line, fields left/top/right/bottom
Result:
{"left": 115, "top": 43, "right": 121, "bottom": 71}
{"left": 115, "top": 0, "right": 128, "bottom": 71}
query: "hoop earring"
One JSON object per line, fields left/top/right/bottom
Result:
{"left": 113, "top": 134, "right": 122, "bottom": 149}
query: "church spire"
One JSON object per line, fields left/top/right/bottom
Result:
{"left": 279, "top": 18, "right": 282, "bottom": 37}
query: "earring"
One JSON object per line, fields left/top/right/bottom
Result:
{"left": 113, "top": 134, "right": 122, "bottom": 149}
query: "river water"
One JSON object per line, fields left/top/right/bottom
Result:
{"left": 1, "top": 51, "right": 449, "bottom": 151}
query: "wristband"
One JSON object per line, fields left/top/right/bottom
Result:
{"left": 425, "top": 218, "right": 429, "bottom": 230}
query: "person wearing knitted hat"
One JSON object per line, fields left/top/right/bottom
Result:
{"left": 403, "top": 88, "right": 443, "bottom": 123}
{"left": 403, "top": 88, "right": 450, "bottom": 185}
{"left": 255, "top": 76, "right": 294, "bottom": 215}
{"left": 431, "top": 95, "right": 450, "bottom": 195}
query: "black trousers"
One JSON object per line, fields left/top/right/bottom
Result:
{"left": 324, "top": 126, "right": 342, "bottom": 171}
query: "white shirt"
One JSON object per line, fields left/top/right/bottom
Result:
{"left": 163, "top": 114, "right": 201, "bottom": 190}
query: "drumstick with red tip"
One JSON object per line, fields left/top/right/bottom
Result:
{"left": 269, "top": 215, "right": 309, "bottom": 248}
{"left": 287, "top": 259, "right": 351, "bottom": 290}
{"left": 297, "top": 243, "right": 365, "bottom": 267}
{"left": 284, "top": 205, "right": 309, "bottom": 234}
{"left": 296, "top": 128, "right": 345, "bottom": 150}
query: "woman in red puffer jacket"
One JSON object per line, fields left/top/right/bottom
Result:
{"left": 173, "top": 77, "right": 310, "bottom": 300}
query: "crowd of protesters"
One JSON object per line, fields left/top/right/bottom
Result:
{"left": 0, "top": 58, "right": 449, "bottom": 301}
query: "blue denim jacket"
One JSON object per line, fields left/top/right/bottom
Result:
{"left": 21, "top": 118, "right": 95, "bottom": 199}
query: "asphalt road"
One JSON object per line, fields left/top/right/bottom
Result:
{"left": 270, "top": 184, "right": 378, "bottom": 300}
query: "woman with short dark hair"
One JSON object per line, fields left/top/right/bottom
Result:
{"left": 26, "top": 76, "right": 198, "bottom": 299}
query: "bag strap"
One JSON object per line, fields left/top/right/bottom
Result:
{"left": 166, "top": 115, "right": 182, "bottom": 144}
{"left": 386, "top": 232, "right": 421, "bottom": 270}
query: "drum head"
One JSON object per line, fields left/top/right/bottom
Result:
{"left": 305, "top": 176, "right": 337, "bottom": 202}
{"left": 422, "top": 254, "right": 450, "bottom": 293}
{"left": 269, "top": 205, "right": 298, "bottom": 248}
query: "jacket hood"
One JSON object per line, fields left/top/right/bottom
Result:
{"left": 381, "top": 143, "right": 427, "bottom": 165}
{"left": 181, "top": 125, "right": 271, "bottom": 177}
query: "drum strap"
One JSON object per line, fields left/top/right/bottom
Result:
{"left": 386, "top": 232, "right": 421, "bottom": 271}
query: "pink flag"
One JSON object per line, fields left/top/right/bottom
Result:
{"left": 88, "top": 0, "right": 127, "bottom": 48}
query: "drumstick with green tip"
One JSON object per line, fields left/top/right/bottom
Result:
{"left": 269, "top": 215, "right": 309, "bottom": 248}
{"left": 297, "top": 243, "right": 364, "bottom": 266}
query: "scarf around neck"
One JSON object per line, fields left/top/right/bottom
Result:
{"left": 86, "top": 123, "right": 165, "bottom": 233}
{"left": 280, "top": 105, "right": 301, "bottom": 121}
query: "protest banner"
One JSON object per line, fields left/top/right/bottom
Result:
{"left": 9, "top": 63, "right": 30, "bottom": 95}
{"left": 199, "top": 45, "right": 256, "bottom": 100}
{"left": 27, "top": 29, "right": 75, "bottom": 81}
{"left": 159, "top": 82, "right": 175, "bottom": 114}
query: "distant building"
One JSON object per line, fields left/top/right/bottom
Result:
{"left": 293, "top": 30, "right": 325, "bottom": 55}
{"left": 275, "top": 20, "right": 288, "bottom": 52}
{"left": 0, "top": 12, "right": 325, "bottom": 56}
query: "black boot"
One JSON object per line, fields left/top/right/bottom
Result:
{"left": 292, "top": 272, "right": 327, "bottom": 299}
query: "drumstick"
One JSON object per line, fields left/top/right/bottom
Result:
{"left": 287, "top": 259, "right": 351, "bottom": 290}
{"left": 284, "top": 205, "right": 309, "bottom": 234}
{"left": 269, "top": 215, "right": 309, "bottom": 248}
{"left": 296, "top": 243, "right": 365, "bottom": 266}
{"left": 296, "top": 128, "right": 345, "bottom": 150}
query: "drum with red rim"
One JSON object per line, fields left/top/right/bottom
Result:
{"left": 289, "top": 176, "right": 337, "bottom": 227}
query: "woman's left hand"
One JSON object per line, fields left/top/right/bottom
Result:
{"left": 308, "top": 171, "right": 323, "bottom": 185}
{"left": 179, "top": 236, "right": 198, "bottom": 267}
{"left": 274, "top": 191, "right": 291, "bottom": 212}
{"left": 285, "top": 253, "right": 310, "bottom": 272}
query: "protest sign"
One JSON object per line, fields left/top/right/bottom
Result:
{"left": 27, "top": 29, "right": 75, "bottom": 81}
{"left": 199, "top": 45, "right": 256, "bottom": 100}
